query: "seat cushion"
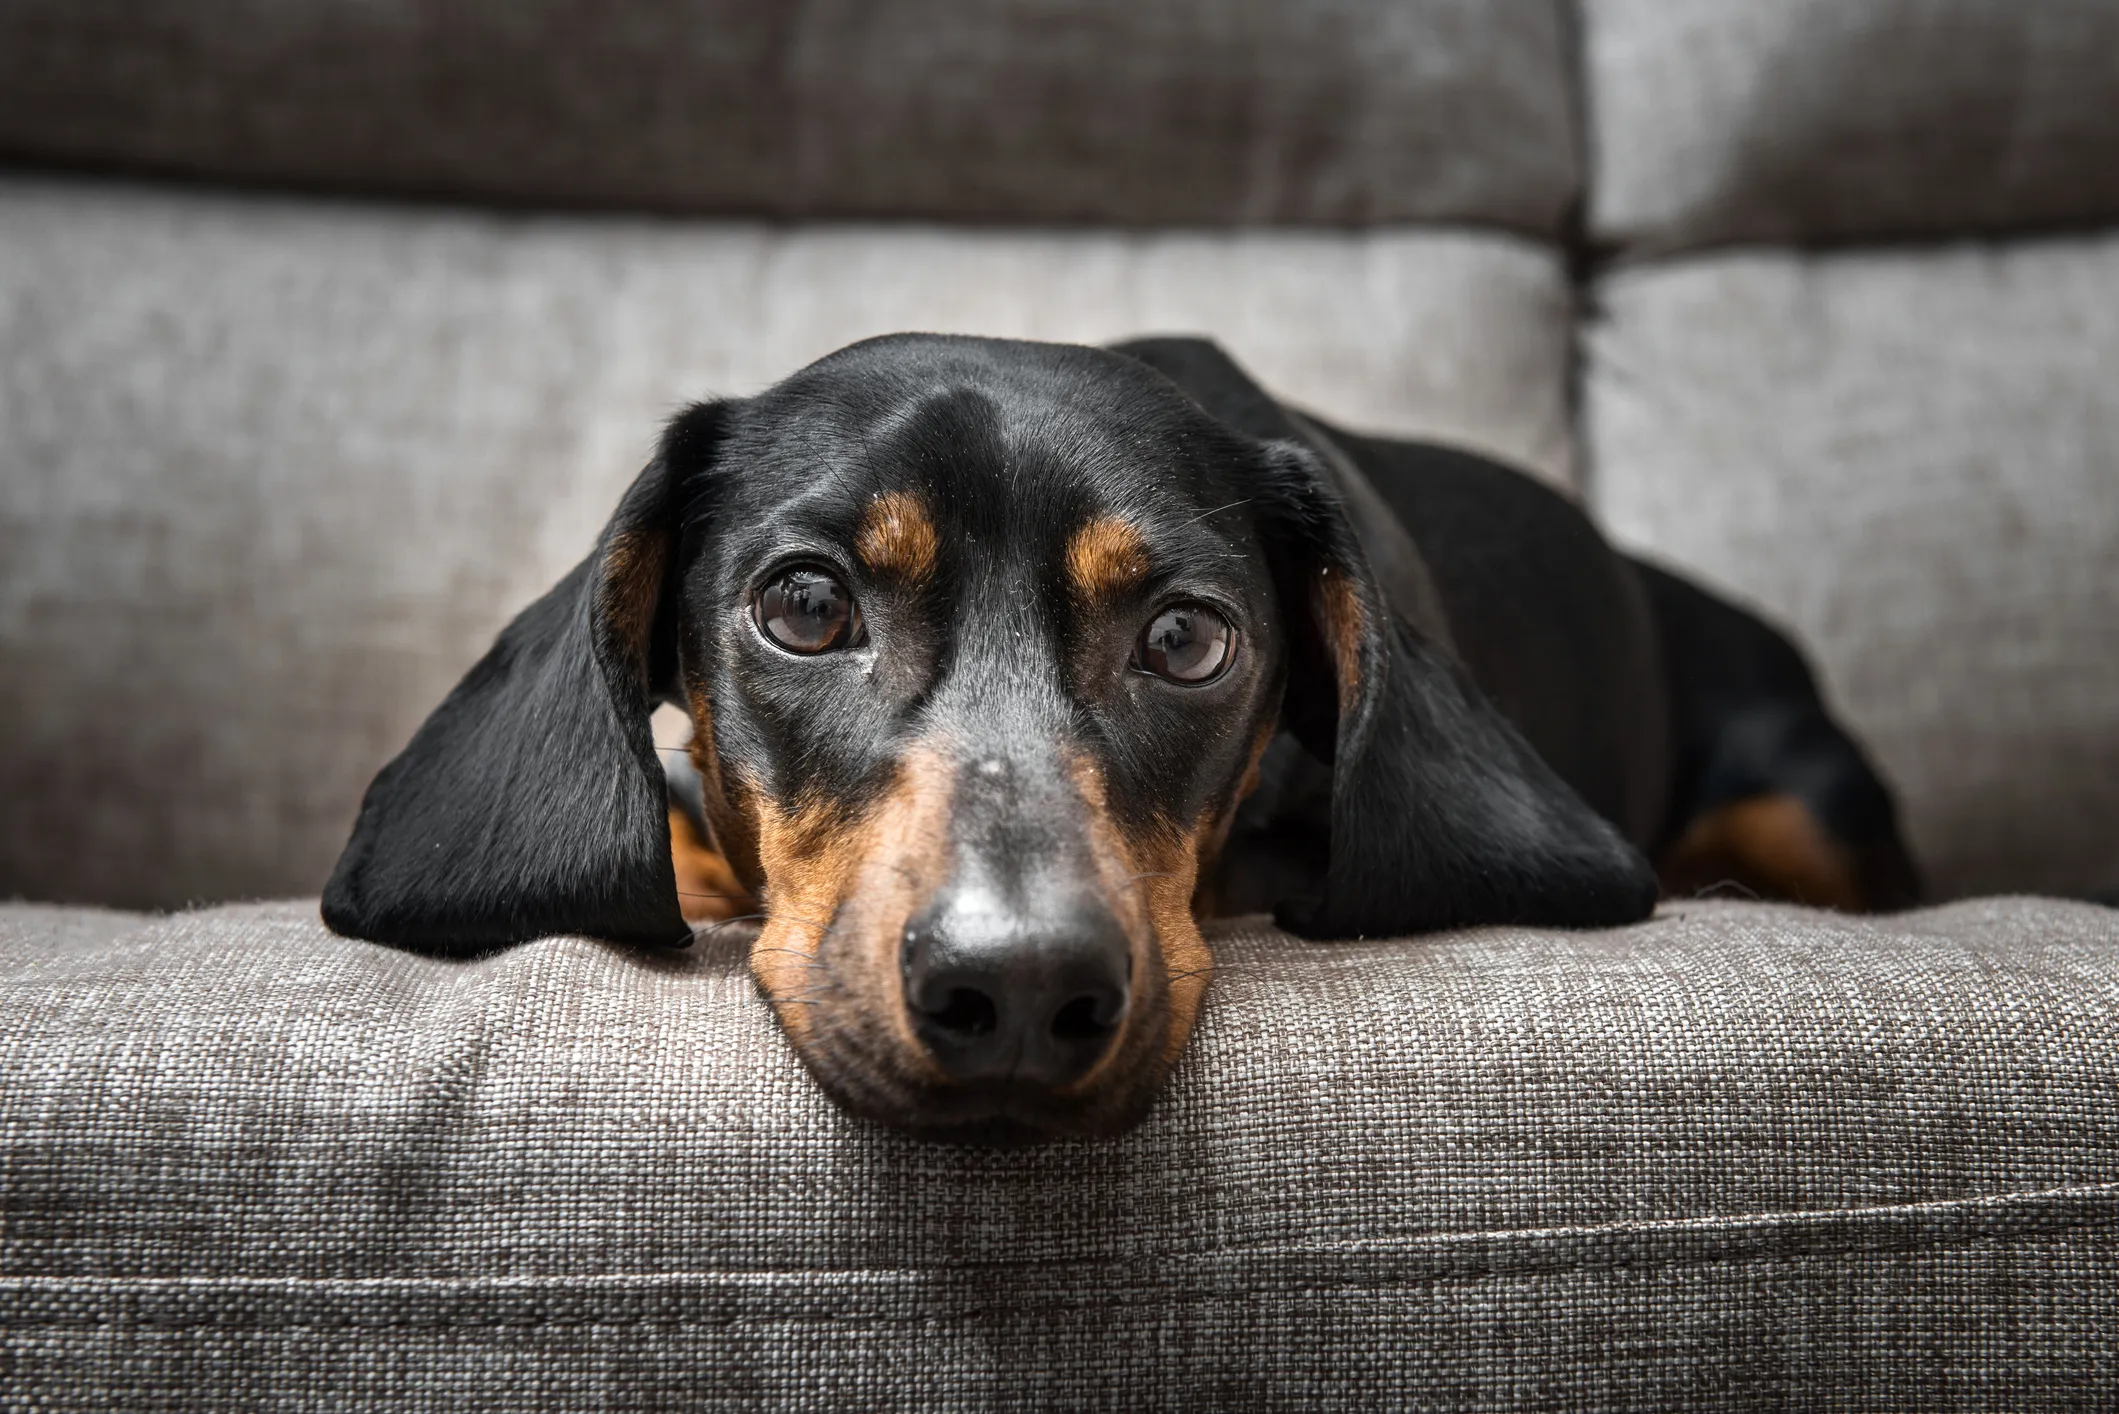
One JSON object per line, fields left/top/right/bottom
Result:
{"left": 1586, "top": 0, "right": 2119, "bottom": 253}
{"left": 1586, "top": 235, "right": 2119, "bottom": 899}
{"left": 0, "top": 0, "right": 1578, "bottom": 233}
{"left": 0, "top": 176, "right": 1575, "bottom": 911}
{"left": 4, "top": 896, "right": 2117, "bottom": 1407}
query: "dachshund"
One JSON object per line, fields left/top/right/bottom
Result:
{"left": 323, "top": 334, "right": 1918, "bottom": 1140}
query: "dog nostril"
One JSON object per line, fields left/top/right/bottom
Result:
{"left": 1050, "top": 994, "right": 1118, "bottom": 1042}
{"left": 901, "top": 899, "right": 1131, "bottom": 1088}
{"left": 923, "top": 987, "right": 999, "bottom": 1039}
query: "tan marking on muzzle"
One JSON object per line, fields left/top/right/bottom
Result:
{"left": 748, "top": 749, "right": 955, "bottom": 1063}
{"left": 1067, "top": 757, "right": 1215, "bottom": 1072}
{"left": 856, "top": 491, "right": 940, "bottom": 585}
{"left": 1066, "top": 515, "right": 1151, "bottom": 603}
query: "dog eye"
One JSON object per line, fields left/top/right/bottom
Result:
{"left": 755, "top": 566, "right": 860, "bottom": 654}
{"left": 1135, "top": 604, "right": 1233, "bottom": 684}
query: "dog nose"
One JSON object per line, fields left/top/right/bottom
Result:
{"left": 901, "top": 897, "right": 1131, "bottom": 1088}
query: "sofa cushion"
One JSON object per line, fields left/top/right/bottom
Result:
{"left": 4, "top": 896, "right": 2117, "bottom": 1407}
{"left": 0, "top": 0, "right": 1578, "bottom": 233}
{"left": 0, "top": 176, "right": 1576, "bottom": 912}
{"left": 1586, "top": 0, "right": 2119, "bottom": 253}
{"left": 1586, "top": 235, "right": 2119, "bottom": 899}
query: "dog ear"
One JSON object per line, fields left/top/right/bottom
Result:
{"left": 322, "top": 403, "right": 728, "bottom": 954}
{"left": 1252, "top": 440, "right": 1659, "bottom": 939}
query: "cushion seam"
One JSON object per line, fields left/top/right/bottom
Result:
{"left": 4, "top": 1223, "right": 2115, "bottom": 1330}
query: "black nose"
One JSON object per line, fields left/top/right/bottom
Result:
{"left": 901, "top": 897, "right": 1131, "bottom": 1088}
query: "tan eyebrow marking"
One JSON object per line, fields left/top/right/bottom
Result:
{"left": 1066, "top": 515, "right": 1151, "bottom": 602}
{"left": 855, "top": 491, "right": 939, "bottom": 583}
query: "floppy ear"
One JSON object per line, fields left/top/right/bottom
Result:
{"left": 322, "top": 404, "right": 726, "bottom": 954}
{"left": 1254, "top": 441, "right": 1660, "bottom": 939}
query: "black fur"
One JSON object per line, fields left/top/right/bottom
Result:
{"left": 325, "top": 333, "right": 1911, "bottom": 960}
{"left": 1117, "top": 337, "right": 1659, "bottom": 934}
{"left": 321, "top": 438, "right": 696, "bottom": 952}
{"left": 1637, "top": 559, "right": 1921, "bottom": 907}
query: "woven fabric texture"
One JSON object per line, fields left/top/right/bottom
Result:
{"left": 1586, "top": 233, "right": 2119, "bottom": 901}
{"left": 5, "top": 896, "right": 2118, "bottom": 1408}
{"left": 0, "top": 0, "right": 1578, "bottom": 233}
{"left": 0, "top": 176, "right": 1574, "bottom": 912}
{"left": 1584, "top": 0, "right": 2119, "bottom": 254}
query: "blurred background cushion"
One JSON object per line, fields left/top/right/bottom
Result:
{"left": 0, "top": 0, "right": 1579, "bottom": 232}
{"left": 1586, "top": 0, "right": 2119, "bottom": 254}
{"left": 0, "top": 176, "right": 1575, "bottom": 910}
{"left": 1587, "top": 234, "right": 2119, "bottom": 899}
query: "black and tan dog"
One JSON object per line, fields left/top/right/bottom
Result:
{"left": 323, "top": 335, "right": 1917, "bottom": 1139}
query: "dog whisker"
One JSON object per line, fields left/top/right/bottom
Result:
{"left": 761, "top": 914, "right": 836, "bottom": 935}
{"left": 688, "top": 913, "right": 769, "bottom": 938}
{"left": 768, "top": 976, "right": 850, "bottom": 1003}
{"left": 1181, "top": 497, "right": 1253, "bottom": 526}
{"left": 1691, "top": 878, "right": 1764, "bottom": 902}
{"left": 751, "top": 946, "right": 834, "bottom": 965}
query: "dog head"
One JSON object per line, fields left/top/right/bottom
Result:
{"left": 324, "top": 335, "right": 1653, "bottom": 1138}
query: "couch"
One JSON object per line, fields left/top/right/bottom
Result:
{"left": 3, "top": 1, "right": 2116, "bottom": 1406}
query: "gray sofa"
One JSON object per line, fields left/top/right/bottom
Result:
{"left": 3, "top": 1, "right": 2116, "bottom": 1407}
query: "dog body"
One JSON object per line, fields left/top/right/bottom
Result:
{"left": 324, "top": 334, "right": 1916, "bottom": 1139}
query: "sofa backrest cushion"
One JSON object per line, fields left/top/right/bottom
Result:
{"left": 0, "top": 0, "right": 1580, "bottom": 233}
{"left": 0, "top": 177, "right": 1575, "bottom": 909}
{"left": 1586, "top": 0, "right": 2119, "bottom": 254}
{"left": 1587, "top": 236, "right": 2119, "bottom": 899}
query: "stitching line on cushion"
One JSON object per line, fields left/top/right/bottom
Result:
{"left": 3, "top": 1227, "right": 2116, "bottom": 1330}
{"left": 6, "top": 1183, "right": 2119, "bottom": 1328}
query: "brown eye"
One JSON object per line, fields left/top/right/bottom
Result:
{"left": 1135, "top": 603, "right": 1233, "bottom": 683}
{"left": 755, "top": 566, "right": 860, "bottom": 654}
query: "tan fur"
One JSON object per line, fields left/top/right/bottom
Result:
{"left": 1659, "top": 793, "right": 1864, "bottom": 910}
{"left": 1313, "top": 563, "right": 1366, "bottom": 707}
{"left": 748, "top": 750, "right": 954, "bottom": 1065}
{"left": 685, "top": 689, "right": 764, "bottom": 894}
{"left": 855, "top": 491, "right": 940, "bottom": 584}
{"left": 1065, "top": 515, "right": 1151, "bottom": 603}
{"left": 597, "top": 527, "right": 669, "bottom": 680}
{"left": 1067, "top": 756, "right": 1214, "bottom": 1073}
{"left": 669, "top": 807, "right": 755, "bottom": 924}
{"left": 1192, "top": 718, "right": 1279, "bottom": 918}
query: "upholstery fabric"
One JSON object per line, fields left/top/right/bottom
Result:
{"left": 1585, "top": 0, "right": 2119, "bottom": 254}
{"left": 0, "top": 176, "right": 1574, "bottom": 912}
{"left": 0, "top": 0, "right": 1579, "bottom": 233}
{"left": 4, "top": 896, "right": 2118, "bottom": 1409}
{"left": 1586, "top": 235, "right": 2119, "bottom": 901}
